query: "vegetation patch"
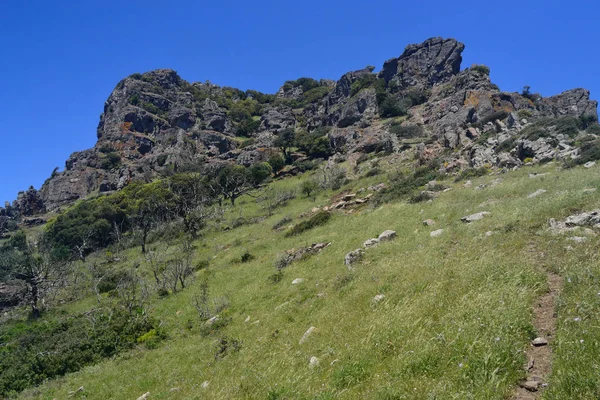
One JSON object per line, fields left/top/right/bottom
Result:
{"left": 285, "top": 211, "right": 331, "bottom": 237}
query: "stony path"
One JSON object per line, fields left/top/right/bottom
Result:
{"left": 512, "top": 269, "right": 562, "bottom": 399}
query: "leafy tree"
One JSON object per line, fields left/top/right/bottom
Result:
{"left": 248, "top": 162, "right": 272, "bottom": 187}
{"left": 216, "top": 165, "right": 254, "bottom": 206}
{"left": 295, "top": 127, "right": 333, "bottom": 158}
{"left": 300, "top": 178, "right": 319, "bottom": 201}
{"left": 268, "top": 153, "right": 286, "bottom": 175}
{"left": 274, "top": 128, "right": 296, "bottom": 158}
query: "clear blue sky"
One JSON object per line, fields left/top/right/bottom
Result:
{"left": 1, "top": 0, "right": 598, "bottom": 203}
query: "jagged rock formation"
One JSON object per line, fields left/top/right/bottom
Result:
{"left": 13, "top": 37, "right": 597, "bottom": 212}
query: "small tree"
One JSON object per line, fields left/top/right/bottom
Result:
{"left": 273, "top": 128, "right": 296, "bottom": 158}
{"left": 301, "top": 178, "right": 319, "bottom": 201}
{"left": 268, "top": 153, "right": 286, "bottom": 175}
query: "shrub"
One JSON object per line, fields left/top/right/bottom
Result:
{"left": 496, "top": 137, "right": 517, "bottom": 152}
{"left": 300, "top": 178, "right": 319, "bottom": 199}
{"left": 272, "top": 216, "right": 292, "bottom": 231}
{"left": 471, "top": 64, "right": 490, "bottom": 75}
{"left": 295, "top": 128, "right": 333, "bottom": 158}
{"left": 364, "top": 168, "right": 382, "bottom": 177}
{"left": 285, "top": 211, "right": 331, "bottom": 237}
{"left": 268, "top": 153, "right": 286, "bottom": 174}
{"left": 379, "top": 95, "right": 409, "bottom": 118}
{"left": 518, "top": 109, "right": 533, "bottom": 119}
{"left": 268, "top": 270, "right": 284, "bottom": 284}
{"left": 375, "top": 163, "right": 440, "bottom": 204}
{"left": 350, "top": 74, "right": 377, "bottom": 96}
{"left": 586, "top": 124, "right": 600, "bottom": 135}
{"left": 240, "top": 251, "right": 254, "bottom": 263}
{"left": 0, "top": 309, "right": 154, "bottom": 396}
{"left": 389, "top": 123, "right": 423, "bottom": 139}
{"left": 101, "top": 152, "right": 122, "bottom": 170}
{"left": 195, "top": 259, "right": 210, "bottom": 271}
{"left": 454, "top": 167, "right": 489, "bottom": 182}
{"left": 156, "top": 154, "right": 168, "bottom": 167}
{"left": 129, "top": 94, "right": 140, "bottom": 105}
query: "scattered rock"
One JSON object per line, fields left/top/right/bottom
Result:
{"left": 309, "top": 356, "right": 320, "bottom": 368}
{"left": 461, "top": 212, "right": 491, "bottom": 223}
{"left": 345, "top": 249, "right": 364, "bottom": 268}
{"left": 136, "top": 393, "right": 150, "bottom": 400}
{"left": 373, "top": 294, "right": 385, "bottom": 302}
{"left": 430, "top": 229, "right": 444, "bottom": 237}
{"left": 583, "top": 188, "right": 597, "bottom": 194}
{"left": 201, "top": 381, "right": 210, "bottom": 389}
{"left": 68, "top": 387, "right": 85, "bottom": 398}
{"left": 378, "top": 230, "right": 397, "bottom": 242}
{"left": 244, "top": 315, "right": 250, "bottom": 323}
{"left": 279, "top": 242, "right": 331, "bottom": 269}
{"left": 363, "top": 238, "right": 380, "bottom": 248}
{"left": 342, "top": 194, "right": 356, "bottom": 201}
{"left": 368, "top": 183, "right": 387, "bottom": 192}
{"left": 485, "top": 231, "right": 495, "bottom": 237}
{"left": 475, "top": 184, "right": 487, "bottom": 190}
{"left": 584, "top": 161, "right": 596, "bottom": 168}
{"left": 520, "top": 380, "right": 540, "bottom": 392}
{"left": 292, "top": 278, "right": 305, "bottom": 285}
{"left": 463, "top": 180, "right": 472, "bottom": 188}
{"left": 169, "top": 387, "right": 181, "bottom": 392}
{"left": 299, "top": 326, "right": 316, "bottom": 344}
{"left": 527, "top": 189, "right": 547, "bottom": 198}
{"left": 529, "top": 173, "right": 548, "bottom": 178}
{"left": 568, "top": 236, "right": 587, "bottom": 243}
{"left": 532, "top": 337, "right": 548, "bottom": 346}
{"left": 206, "top": 315, "right": 220, "bottom": 325}
{"left": 423, "top": 219, "right": 436, "bottom": 226}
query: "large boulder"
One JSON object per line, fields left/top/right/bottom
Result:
{"left": 379, "top": 37, "right": 464, "bottom": 89}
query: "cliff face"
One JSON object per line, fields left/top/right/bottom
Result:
{"left": 18, "top": 37, "right": 597, "bottom": 212}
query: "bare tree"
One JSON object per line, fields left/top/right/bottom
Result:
{"left": 14, "top": 240, "right": 71, "bottom": 318}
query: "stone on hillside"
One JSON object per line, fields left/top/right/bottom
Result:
{"left": 532, "top": 337, "right": 548, "bottom": 346}
{"left": 244, "top": 315, "right": 250, "bottom": 323}
{"left": 342, "top": 194, "right": 356, "bottom": 201}
{"left": 475, "top": 184, "right": 487, "bottom": 190}
{"left": 378, "top": 230, "right": 397, "bottom": 242}
{"left": 520, "top": 380, "right": 540, "bottom": 392}
{"left": 363, "top": 238, "right": 380, "bottom": 248}
{"left": 309, "top": 356, "right": 320, "bottom": 368}
{"left": 464, "top": 180, "right": 472, "bottom": 187}
{"left": 583, "top": 188, "right": 597, "bottom": 194}
{"left": 461, "top": 212, "right": 491, "bottom": 223}
{"left": 565, "top": 210, "right": 600, "bottom": 227}
{"left": 201, "top": 381, "right": 210, "bottom": 389}
{"left": 373, "top": 294, "right": 386, "bottom": 303}
{"left": 430, "top": 229, "right": 444, "bottom": 237}
{"left": 527, "top": 189, "right": 547, "bottom": 198}
{"left": 529, "top": 173, "right": 548, "bottom": 178}
{"left": 345, "top": 249, "right": 364, "bottom": 268}
{"left": 137, "top": 393, "right": 150, "bottom": 400}
{"left": 584, "top": 161, "right": 596, "bottom": 168}
{"left": 368, "top": 183, "right": 387, "bottom": 192}
{"left": 206, "top": 315, "right": 220, "bottom": 325}
{"left": 299, "top": 326, "right": 316, "bottom": 344}
{"left": 292, "top": 278, "right": 305, "bottom": 285}
{"left": 423, "top": 219, "right": 436, "bottom": 226}
{"left": 568, "top": 236, "right": 587, "bottom": 243}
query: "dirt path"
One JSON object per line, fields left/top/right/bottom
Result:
{"left": 512, "top": 270, "right": 562, "bottom": 399}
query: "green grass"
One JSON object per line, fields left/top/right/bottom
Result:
{"left": 14, "top": 162, "right": 600, "bottom": 399}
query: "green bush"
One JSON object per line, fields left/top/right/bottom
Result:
{"left": 471, "top": 64, "right": 490, "bottom": 75}
{"left": 350, "top": 74, "right": 377, "bottom": 96}
{"left": 295, "top": 128, "right": 332, "bottom": 158}
{"left": 454, "top": 167, "right": 489, "bottom": 182}
{"left": 157, "top": 154, "right": 168, "bottom": 166}
{"left": 0, "top": 309, "right": 154, "bottom": 396}
{"left": 100, "top": 152, "right": 121, "bottom": 170}
{"left": 375, "top": 164, "right": 441, "bottom": 204}
{"left": 389, "top": 123, "right": 423, "bottom": 138}
{"left": 285, "top": 211, "right": 331, "bottom": 237}
{"left": 272, "top": 216, "right": 292, "bottom": 231}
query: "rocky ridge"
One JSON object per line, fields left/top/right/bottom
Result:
{"left": 3, "top": 37, "right": 598, "bottom": 220}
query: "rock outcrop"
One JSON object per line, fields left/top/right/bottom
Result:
{"left": 7, "top": 37, "right": 598, "bottom": 213}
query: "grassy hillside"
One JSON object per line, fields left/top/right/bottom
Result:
{"left": 11, "top": 162, "right": 600, "bottom": 399}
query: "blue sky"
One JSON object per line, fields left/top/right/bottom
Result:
{"left": 1, "top": 0, "right": 598, "bottom": 203}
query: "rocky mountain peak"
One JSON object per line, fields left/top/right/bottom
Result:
{"left": 6, "top": 37, "right": 597, "bottom": 216}
{"left": 379, "top": 37, "right": 464, "bottom": 89}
